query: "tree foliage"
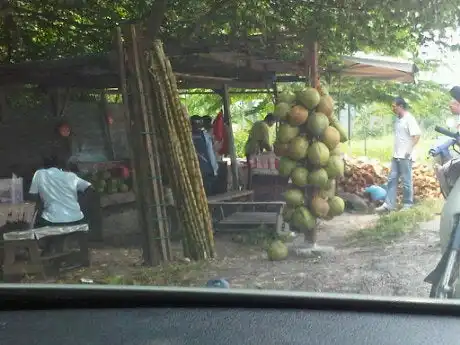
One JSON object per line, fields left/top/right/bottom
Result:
{"left": 0, "top": 0, "right": 459, "bottom": 66}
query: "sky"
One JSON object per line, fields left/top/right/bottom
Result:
{"left": 418, "top": 28, "right": 460, "bottom": 87}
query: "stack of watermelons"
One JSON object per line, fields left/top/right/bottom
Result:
{"left": 81, "top": 165, "right": 131, "bottom": 195}
{"left": 273, "top": 84, "right": 349, "bottom": 236}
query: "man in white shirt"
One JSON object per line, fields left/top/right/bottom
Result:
{"left": 29, "top": 155, "right": 92, "bottom": 227}
{"left": 376, "top": 97, "right": 421, "bottom": 212}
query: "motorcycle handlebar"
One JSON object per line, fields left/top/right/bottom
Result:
{"left": 435, "top": 126, "right": 458, "bottom": 138}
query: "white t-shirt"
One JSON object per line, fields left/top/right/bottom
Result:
{"left": 29, "top": 167, "right": 91, "bottom": 223}
{"left": 393, "top": 112, "right": 422, "bottom": 161}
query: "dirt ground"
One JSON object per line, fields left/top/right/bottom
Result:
{"left": 48, "top": 212, "right": 441, "bottom": 299}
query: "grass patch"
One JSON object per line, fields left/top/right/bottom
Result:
{"left": 347, "top": 198, "right": 443, "bottom": 245}
{"left": 344, "top": 135, "right": 436, "bottom": 163}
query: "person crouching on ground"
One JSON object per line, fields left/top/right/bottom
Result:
{"left": 376, "top": 97, "right": 421, "bottom": 213}
{"left": 363, "top": 184, "right": 387, "bottom": 209}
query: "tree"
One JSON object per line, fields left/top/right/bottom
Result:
{"left": 1, "top": 0, "right": 460, "bottom": 66}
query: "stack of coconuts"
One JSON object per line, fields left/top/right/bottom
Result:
{"left": 273, "top": 84, "right": 349, "bottom": 237}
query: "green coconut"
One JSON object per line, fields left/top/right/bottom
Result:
{"left": 278, "top": 91, "right": 296, "bottom": 104}
{"left": 278, "top": 157, "right": 297, "bottom": 177}
{"left": 267, "top": 240, "right": 289, "bottom": 261}
{"left": 325, "top": 155, "right": 345, "bottom": 179}
{"left": 273, "top": 102, "right": 291, "bottom": 121}
{"left": 296, "top": 88, "right": 321, "bottom": 109}
{"left": 290, "top": 167, "right": 309, "bottom": 187}
{"left": 307, "top": 112, "right": 330, "bottom": 137}
{"left": 328, "top": 196, "right": 345, "bottom": 217}
{"left": 287, "top": 136, "right": 309, "bottom": 161}
{"left": 277, "top": 123, "right": 299, "bottom": 144}
{"left": 291, "top": 206, "right": 316, "bottom": 231}
{"left": 307, "top": 141, "right": 330, "bottom": 167}
{"left": 283, "top": 189, "right": 305, "bottom": 207}
{"left": 308, "top": 168, "right": 329, "bottom": 189}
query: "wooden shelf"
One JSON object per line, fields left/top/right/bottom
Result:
{"left": 100, "top": 191, "right": 135, "bottom": 208}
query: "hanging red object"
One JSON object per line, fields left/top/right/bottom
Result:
{"left": 213, "top": 111, "right": 224, "bottom": 141}
{"left": 212, "top": 111, "right": 229, "bottom": 155}
{"left": 58, "top": 123, "right": 71, "bottom": 137}
{"left": 106, "top": 114, "right": 114, "bottom": 125}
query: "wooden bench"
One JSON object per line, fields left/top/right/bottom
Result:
{"left": 2, "top": 223, "right": 90, "bottom": 282}
{"left": 208, "top": 201, "right": 288, "bottom": 234}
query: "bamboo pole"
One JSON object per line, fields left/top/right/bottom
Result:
{"left": 147, "top": 40, "right": 215, "bottom": 259}
{"left": 136, "top": 30, "right": 172, "bottom": 261}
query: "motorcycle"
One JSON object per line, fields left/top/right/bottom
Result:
{"left": 425, "top": 126, "right": 460, "bottom": 298}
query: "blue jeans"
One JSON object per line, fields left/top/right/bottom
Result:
{"left": 384, "top": 158, "right": 413, "bottom": 209}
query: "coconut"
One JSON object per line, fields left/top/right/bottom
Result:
{"left": 291, "top": 206, "right": 316, "bottom": 231}
{"left": 311, "top": 196, "right": 330, "bottom": 218}
{"left": 283, "top": 189, "right": 304, "bottom": 207}
{"left": 288, "top": 105, "right": 309, "bottom": 126}
{"left": 267, "top": 240, "right": 289, "bottom": 261}
{"left": 291, "top": 167, "right": 309, "bottom": 187}
{"left": 277, "top": 123, "right": 299, "bottom": 144}
{"left": 273, "top": 102, "right": 291, "bottom": 121}
{"left": 296, "top": 88, "right": 321, "bottom": 109}
{"left": 287, "top": 136, "right": 309, "bottom": 161}
{"left": 316, "top": 95, "right": 334, "bottom": 118}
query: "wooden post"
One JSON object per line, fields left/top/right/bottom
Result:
{"left": 115, "top": 26, "right": 153, "bottom": 259}
{"left": 304, "top": 40, "right": 319, "bottom": 246}
{"left": 222, "top": 84, "right": 239, "bottom": 191}
{"left": 121, "top": 26, "right": 154, "bottom": 264}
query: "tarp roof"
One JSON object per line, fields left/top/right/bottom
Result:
{"left": 0, "top": 50, "right": 418, "bottom": 89}
{"left": 335, "top": 54, "right": 418, "bottom": 83}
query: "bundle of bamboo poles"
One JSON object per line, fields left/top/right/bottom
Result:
{"left": 147, "top": 40, "right": 215, "bottom": 260}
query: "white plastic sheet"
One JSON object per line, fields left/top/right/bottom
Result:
{"left": 3, "top": 223, "right": 89, "bottom": 241}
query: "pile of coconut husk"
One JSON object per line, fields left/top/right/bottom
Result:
{"left": 338, "top": 155, "right": 441, "bottom": 200}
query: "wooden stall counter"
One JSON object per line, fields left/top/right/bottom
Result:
{"left": 251, "top": 169, "right": 290, "bottom": 202}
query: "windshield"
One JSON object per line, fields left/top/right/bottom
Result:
{"left": 0, "top": 0, "right": 458, "bottom": 300}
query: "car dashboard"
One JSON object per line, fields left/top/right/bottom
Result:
{"left": 0, "top": 285, "right": 459, "bottom": 345}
